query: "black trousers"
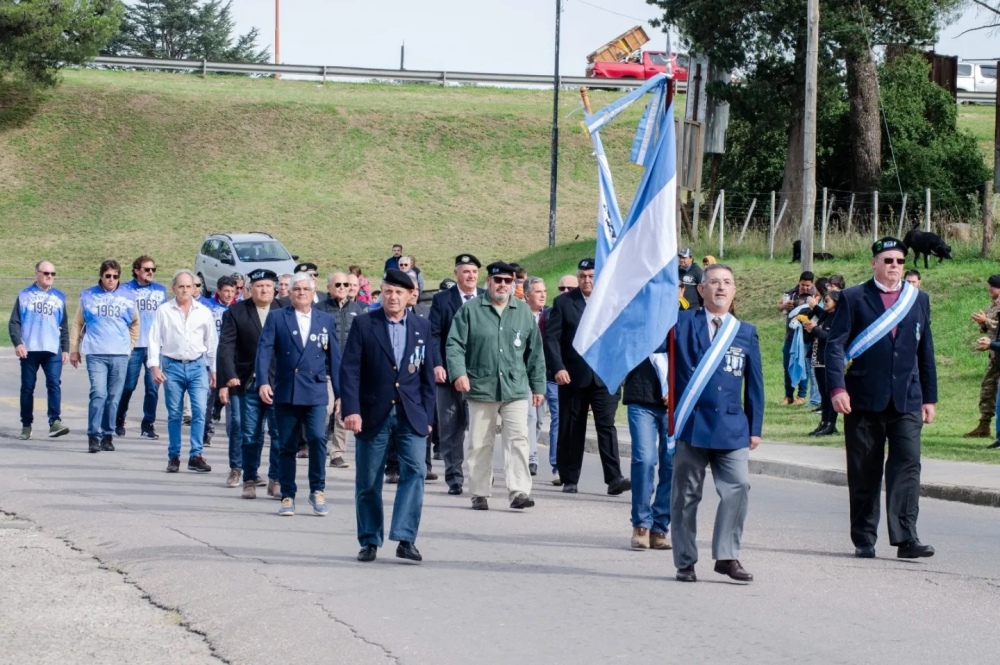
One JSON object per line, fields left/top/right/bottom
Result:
{"left": 844, "top": 407, "right": 922, "bottom": 548}
{"left": 814, "top": 367, "right": 838, "bottom": 427}
{"left": 556, "top": 382, "right": 623, "bottom": 486}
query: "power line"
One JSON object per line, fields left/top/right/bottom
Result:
{"left": 571, "top": 0, "right": 650, "bottom": 23}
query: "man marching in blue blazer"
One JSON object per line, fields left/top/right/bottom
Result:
{"left": 341, "top": 269, "right": 436, "bottom": 563}
{"left": 670, "top": 264, "right": 765, "bottom": 583}
{"left": 256, "top": 272, "right": 340, "bottom": 518}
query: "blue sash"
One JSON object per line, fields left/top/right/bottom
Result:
{"left": 846, "top": 282, "right": 917, "bottom": 362}
{"left": 667, "top": 314, "right": 741, "bottom": 453}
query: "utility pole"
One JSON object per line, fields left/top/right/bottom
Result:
{"left": 274, "top": 0, "right": 281, "bottom": 79}
{"left": 799, "top": 0, "right": 819, "bottom": 273}
{"left": 400, "top": 42, "right": 405, "bottom": 70}
{"left": 994, "top": 59, "right": 999, "bottom": 193}
{"left": 548, "top": 0, "right": 561, "bottom": 248}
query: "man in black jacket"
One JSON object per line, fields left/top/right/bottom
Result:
{"left": 430, "top": 254, "right": 484, "bottom": 495}
{"left": 544, "top": 258, "right": 630, "bottom": 495}
{"left": 316, "top": 271, "right": 367, "bottom": 469}
{"left": 217, "top": 269, "right": 284, "bottom": 499}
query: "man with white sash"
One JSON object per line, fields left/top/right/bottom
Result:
{"left": 825, "top": 237, "right": 937, "bottom": 560}
{"left": 670, "top": 264, "right": 764, "bottom": 583}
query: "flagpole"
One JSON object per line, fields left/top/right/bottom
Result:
{"left": 668, "top": 329, "right": 676, "bottom": 437}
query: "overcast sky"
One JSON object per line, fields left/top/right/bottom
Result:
{"left": 229, "top": 1, "right": 999, "bottom": 75}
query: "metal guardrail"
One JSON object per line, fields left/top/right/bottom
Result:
{"left": 89, "top": 55, "right": 690, "bottom": 92}
{"left": 957, "top": 90, "right": 996, "bottom": 105}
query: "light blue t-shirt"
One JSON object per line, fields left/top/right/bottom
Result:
{"left": 79, "top": 285, "right": 137, "bottom": 356}
{"left": 121, "top": 279, "right": 167, "bottom": 348}
{"left": 200, "top": 296, "right": 230, "bottom": 339}
{"left": 16, "top": 284, "right": 66, "bottom": 354}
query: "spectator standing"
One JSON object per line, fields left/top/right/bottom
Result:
{"left": 777, "top": 271, "right": 815, "bottom": 405}
{"left": 348, "top": 266, "right": 371, "bottom": 305}
{"left": 10, "top": 261, "right": 70, "bottom": 440}
{"left": 904, "top": 270, "right": 921, "bottom": 289}
{"left": 70, "top": 260, "right": 140, "bottom": 453}
{"left": 397, "top": 256, "right": 424, "bottom": 295}
{"left": 446, "top": 262, "right": 545, "bottom": 511}
{"left": 804, "top": 290, "right": 840, "bottom": 436}
{"left": 968, "top": 275, "right": 1000, "bottom": 438}
{"left": 677, "top": 248, "right": 703, "bottom": 309}
{"left": 278, "top": 274, "right": 292, "bottom": 300}
{"left": 384, "top": 244, "right": 403, "bottom": 273}
{"left": 116, "top": 255, "right": 167, "bottom": 440}
{"left": 545, "top": 274, "right": 578, "bottom": 485}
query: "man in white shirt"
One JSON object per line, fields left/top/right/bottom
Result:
{"left": 148, "top": 270, "right": 218, "bottom": 474}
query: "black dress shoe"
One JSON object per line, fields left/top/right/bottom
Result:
{"left": 562, "top": 483, "right": 578, "bottom": 494}
{"left": 99, "top": 435, "right": 115, "bottom": 452}
{"left": 471, "top": 496, "right": 489, "bottom": 510}
{"left": 510, "top": 493, "right": 535, "bottom": 509}
{"left": 814, "top": 423, "right": 839, "bottom": 436}
{"left": 854, "top": 545, "right": 876, "bottom": 558}
{"left": 808, "top": 423, "right": 826, "bottom": 436}
{"left": 676, "top": 565, "right": 697, "bottom": 582}
{"left": 607, "top": 477, "right": 632, "bottom": 496}
{"left": 447, "top": 485, "right": 463, "bottom": 495}
{"left": 714, "top": 559, "right": 753, "bottom": 582}
{"left": 385, "top": 473, "right": 399, "bottom": 484}
{"left": 897, "top": 540, "right": 935, "bottom": 558}
{"left": 425, "top": 472, "right": 438, "bottom": 481}
{"left": 987, "top": 440, "right": 1000, "bottom": 449}
{"left": 396, "top": 541, "right": 422, "bottom": 562}
{"left": 529, "top": 463, "right": 538, "bottom": 476}
{"left": 88, "top": 436, "right": 101, "bottom": 453}
{"left": 357, "top": 545, "right": 377, "bottom": 562}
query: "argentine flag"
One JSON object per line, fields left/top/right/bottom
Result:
{"left": 573, "top": 78, "right": 679, "bottom": 391}
{"left": 593, "top": 131, "right": 623, "bottom": 277}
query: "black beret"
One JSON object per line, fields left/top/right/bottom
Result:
{"left": 247, "top": 269, "right": 278, "bottom": 283}
{"left": 383, "top": 268, "right": 415, "bottom": 290}
{"left": 578, "top": 258, "right": 595, "bottom": 270}
{"left": 455, "top": 254, "right": 481, "bottom": 268}
{"left": 439, "top": 278, "right": 457, "bottom": 290}
{"left": 989, "top": 275, "right": 1000, "bottom": 288}
{"left": 486, "top": 261, "right": 515, "bottom": 277}
{"left": 872, "top": 237, "right": 906, "bottom": 257}
{"left": 294, "top": 262, "right": 318, "bottom": 273}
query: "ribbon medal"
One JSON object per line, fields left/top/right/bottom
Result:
{"left": 513, "top": 330, "right": 522, "bottom": 348}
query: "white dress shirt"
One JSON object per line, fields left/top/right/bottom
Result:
{"left": 295, "top": 308, "right": 312, "bottom": 346}
{"left": 147, "top": 298, "right": 218, "bottom": 371}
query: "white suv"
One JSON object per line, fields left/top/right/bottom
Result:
{"left": 956, "top": 62, "right": 996, "bottom": 94}
{"left": 195, "top": 232, "right": 299, "bottom": 294}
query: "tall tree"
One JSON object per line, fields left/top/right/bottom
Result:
{"left": 105, "top": 0, "right": 269, "bottom": 63}
{"left": 0, "top": 0, "right": 124, "bottom": 86}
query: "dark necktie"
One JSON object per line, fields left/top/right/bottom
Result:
{"left": 464, "top": 294, "right": 473, "bottom": 302}
{"left": 712, "top": 316, "right": 722, "bottom": 341}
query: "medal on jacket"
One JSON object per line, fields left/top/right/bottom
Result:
{"left": 513, "top": 330, "right": 522, "bottom": 348}
{"left": 319, "top": 327, "right": 329, "bottom": 350}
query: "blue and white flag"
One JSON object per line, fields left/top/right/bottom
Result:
{"left": 573, "top": 79, "right": 679, "bottom": 391}
{"left": 593, "top": 130, "right": 623, "bottom": 277}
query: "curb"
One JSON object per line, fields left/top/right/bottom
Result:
{"left": 570, "top": 433, "right": 1000, "bottom": 509}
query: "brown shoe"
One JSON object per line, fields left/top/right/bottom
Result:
{"left": 963, "top": 420, "right": 992, "bottom": 438}
{"left": 267, "top": 479, "right": 281, "bottom": 498}
{"left": 780, "top": 397, "right": 793, "bottom": 406}
{"left": 241, "top": 480, "right": 256, "bottom": 499}
{"left": 226, "top": 468, "right": 242, "bottom": 488}
{"left": 631, "top": 527, "right": 650, "bottom": 550}
{"left": 714, "top": 559, "right": 753, "bottom": 582}
{"left": 792, "top": 397, "right": 807, "bottom": 406}
{"left": 649, "top": 531, "right": 672, "bottom": 550}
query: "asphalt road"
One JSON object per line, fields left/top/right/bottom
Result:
{"left": 2, "top": 353, "right": 999, "bottom": 665}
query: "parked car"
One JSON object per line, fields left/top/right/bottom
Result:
{"left": 956, "top": 61, "right": 996, "bottom": 94}
{"left": 587, "top": 51, "right": 688, "bottom": 82}
{"left": 195, "top": 232, "right": 298, "bottom": 295}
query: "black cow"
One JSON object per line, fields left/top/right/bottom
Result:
{"left": 791, "top": 240, "right": 835, "bottom": 263}
{"left": 903, "top": 229, "right": 952, "bottom": 268}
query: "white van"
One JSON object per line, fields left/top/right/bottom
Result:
{"left": 956, "top": 62, "right": 996, "bottom": 94}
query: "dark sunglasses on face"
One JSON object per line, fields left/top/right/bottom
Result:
{"left": 141, "top": 266, "right": 156, "bottom": 273}
{"left": 194, "top": 283, "right": 203, "bottom": 288}
{"left": 491, "top": 276, "right": 513, "bottom": 284}
{"left": 38, "top": 271, "right": 56, "bottom": 277}
{"left": 103, "top": 273, "right": 120, "bottom": 280}
{"left": 333, "top": 282, "right": 349, "bottom": 287}
{"left": 882, "top": 258, "right": 906, "bottom": 265}
{"left": 558, "top": 286, "right": 572, "bottom": 292}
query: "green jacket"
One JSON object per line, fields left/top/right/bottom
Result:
{"left": 446, "top": 295, "right": 546, "bottom": 402}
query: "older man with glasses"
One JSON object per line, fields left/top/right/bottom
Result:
{"left": 10, "top": 261, "right": 71, "bottom": 440}
{"left": 70, "top": 261, "right": 140, "bottom": 453}
{"left": 545, "top": 274, "right": 577, "bottom": 484}
{"left": 116, "top": 255, "right": 167, "bottom": 440}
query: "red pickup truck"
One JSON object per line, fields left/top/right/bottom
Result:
{"left": 587, "top": 51, "right": 688, "bottom": 82}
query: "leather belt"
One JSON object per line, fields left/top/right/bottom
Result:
{"left": 164, "top": 355, "right": 204, "bottom": 364}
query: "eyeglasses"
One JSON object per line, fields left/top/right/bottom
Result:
{"left": 882, "top": 258, "right": 906, "bottom": 266}
{"left": 491, "top": 276, "right": 513, "bottom": 284}
{"left": 141, "top": 266, "right": 156, "bottom": 273}
{"left": 332, "top": 282, "right": 349, "bottom": 287}
{"left": 292, "top": 286, "right": 314, "bottom": 293}
{"left": 37, "top": 271, "right": 56, "bottom": 277}
{"left": 558, "top": 286, "right": 573, "bottom": 292}
{"left": 103, "top": 273, "right": 120, "bottom": 280}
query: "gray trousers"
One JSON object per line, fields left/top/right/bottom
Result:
{"left": 436, "top": 384, "right": 468, "bottom": 488}
{"left": 525, "top": 399, "right": 544, "bottom": 465}
{"left": 670, "top": 442, "right": 750, "bottom": 569}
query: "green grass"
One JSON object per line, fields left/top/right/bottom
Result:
{"left": 521, "top": 237, "right": 1000, "bottom": 464}
{"left": 957, "top": 103, "right": 997, "bottom": 165}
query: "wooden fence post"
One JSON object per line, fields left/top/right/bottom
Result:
{"left": 872, "top": 190, "right": 879, "bottom": 241}
{"left": 738, "top": 198, "right": 757, "bottom": 243}
{"left": 769, "top": 191, "right": 776, "bottom": 260}
{"left": 719, "top": 191, "right": 725, "bottom": 258}
{"left": 847, "top": 193, "right": 855, "bottom": 235}
{"left": 896, "top": 193, "right": 908, "bottom": 237}
{"left": 925, "top": 188, "right": 931, "bottom": 232}
{"left": 707, "top": 191, "right": 723, "bottom": 239}
{"left": 983, "top": 181, "right": 995, "bottom": 258}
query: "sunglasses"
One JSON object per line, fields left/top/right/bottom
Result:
{"left": 194, "top": 282, "right": 203, "bottom": 288}
{"left": 103, "top": 273, "right": 120, "bottom": 280}
{"left": 882, "top": 258, "right": 906, "bottom": 266}
{"left": 37, "top": 271, "right": 56, "bottom": 277}
{"left": 141, "top": 266, "right": 156, "bottom": 273}
{"left": 558, "top": 286, "right": 573, "bottom": 292}
{"left": 491, "top": 276, "right": 513, "bottom": 284}
{"left": 333, "top": 282, "right": 349, "bottom": 288}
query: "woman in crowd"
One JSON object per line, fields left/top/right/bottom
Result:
{"left": 804, "top": 289, "right": 840, "bottom": 437}
{"left": 349, "top": 265, "right": 371, "bottom": 305}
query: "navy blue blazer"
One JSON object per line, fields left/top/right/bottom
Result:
{"left": 673, "top": 309, "right": 765, "bottom": 449}
{"left": 824, "top": 280, "right": 937, "bottom": 413}
{"left": 429, "top": 285, "right": 484, "bottom": 372}
{"left": 255, "top": 307, "right": 340, "bottom": 406}
{"left": 339, "top": 309, "right": 436, "bottom": 438}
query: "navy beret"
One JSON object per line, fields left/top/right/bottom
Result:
{"left": 247, "top": 269, "right": 277, "bottom": 283}
{"left": 872, "top": 237, "right": 906, "bottom": 257}
{"left": 455, "top": 254, "right": 481, "bottom": 268}
{"left": 294, "top": 262, "right": 318, "bottom": 273}
{"left": 383, "top": 268, "right": 415, "bottom": 290}
{"left": 486, "top": 261, "right": 516, "bottom": 277}
{"left": 578, "top": 258, "right": 595, "bottom": 270}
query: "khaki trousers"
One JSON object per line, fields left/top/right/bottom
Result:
{"left": 467, "top": 399, "right": 532, "bottom": 500}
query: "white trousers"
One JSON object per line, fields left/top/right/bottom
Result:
{"left": 467, "top": 399, "right": 532, "bottom": 500}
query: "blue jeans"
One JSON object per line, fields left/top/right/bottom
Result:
{"left": 275, "top": 403, "right": 327, "bottom": 499}
{"left": 782, "top": 336, "right": 807, "bottom": 399}
{"left": 20, "top": 351, "right": 63, "bottom": 427}
{"left": 117, "top": 347, "right": 159, "bottom": 430}
{"left": 808, "top": 364, "right": 820, "bottom": 407}
{"left": 85, "top": 355, "right": 128, "bottom": 437}
{"left": 994, "top": 386, "right": 1000, "bottom": 440}
{"left": 627, "top": 403, "right": 673, "bottom": 533}
{"left": 233, "top": 386, "right": 280, "bottom": 482}
{"left": 546, "top": 381, "right": 559, "bottom": 472}
{"left": 356, "top": 406, "right": 426, "bottom": 547}
{"left": 217, "top": 385, "right": 243, "bottom": 470}
{"left": 162, "top": 358, "right": 208, "bottom": 460}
